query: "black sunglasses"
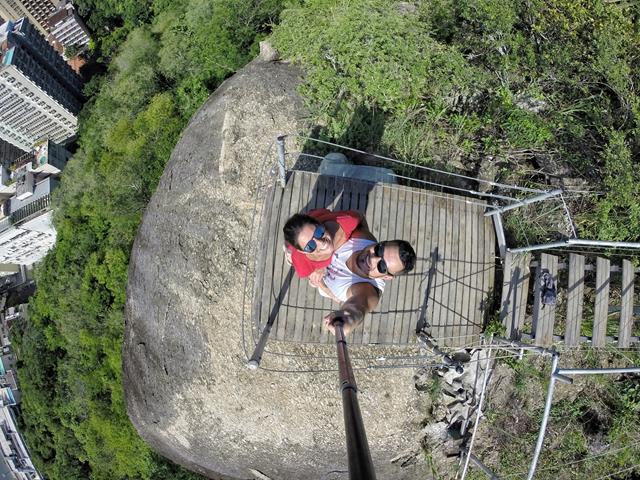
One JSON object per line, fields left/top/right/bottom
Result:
{"left": 303, "top": 225, "right": 326, "bottom": 253}
{"left": 373, "top": 242, "right": 392, "bottom": 275}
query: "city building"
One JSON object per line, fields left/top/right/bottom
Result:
{"left": 0, "top": 0, "right": 55, "bottom": 37}
{"left": 0, "top": 17, "right": 83, "bottom": 151}
{"left": 0, "top": 139, "right": 26, "bottom": 167}
{"left": 0, "top": 303, "right": 41, "bottom": 480}
{"left": 47, "top": 0, "right": 88, "bottom": 51}
{"left": 0, "top": 139, "right": 69, "bottom": 267}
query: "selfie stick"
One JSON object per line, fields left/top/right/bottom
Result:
{"left": 333, "top": 318, "right": 377, "bottom": 480}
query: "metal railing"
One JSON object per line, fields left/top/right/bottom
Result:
{"left": 458, "top": 337, "right": 640, "bottom": 480}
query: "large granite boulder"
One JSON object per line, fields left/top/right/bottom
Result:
{"left": 123, "top": 57, "right": 431, "bottom": 479}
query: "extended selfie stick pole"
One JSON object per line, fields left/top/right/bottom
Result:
{"left": 333, "top": 319, "right": 377, "bottom": 480}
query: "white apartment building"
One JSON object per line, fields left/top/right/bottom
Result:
{"left": 0, "top": 18, "right": 81, "bottom": 151}
{"left": 48, "top": 0, "right": 89, "bottom": 49}
{"left": 0, "top": 0, "right": 55, "bottom": 36}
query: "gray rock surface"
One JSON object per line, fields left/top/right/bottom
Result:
{"left": 123, "top": 58, "right": 431, "bottom": 479}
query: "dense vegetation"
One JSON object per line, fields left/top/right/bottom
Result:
{"left": 271, "top": 0, "right": 640, "bottom": 243}
{"left": 10, "top": 0, "right": 640, "bottom": 479}
{"left": 465, "top": 351, "right": 640, "bottom": 480}
{"left": 13, "top": 0, "right": 284, "bottom": 478}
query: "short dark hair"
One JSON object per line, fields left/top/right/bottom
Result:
{"left": 283, "top": 213, "right": 320, "bottom": 250}
{"left": 383, "top": 240, "right": 416, "bottom": 275}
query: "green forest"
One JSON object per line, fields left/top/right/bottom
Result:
{"left": 10, "top": 0, "right": 639, "bottom": 479}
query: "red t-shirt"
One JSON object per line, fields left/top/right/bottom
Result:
{"left": 288, "top": 209, "right": 361, "bottom": 278}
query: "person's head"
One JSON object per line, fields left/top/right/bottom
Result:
{"left": 356, "top": 240, "right": 416, "bottom": 279}
{"left": 283, "top": 213, "right": 334, "bottom": 255}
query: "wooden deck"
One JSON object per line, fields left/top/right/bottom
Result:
{"left": 252, "top": 170, "right": 496, "bottom": 347}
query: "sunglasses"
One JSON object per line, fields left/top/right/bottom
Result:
{"left": 303, "top": 225, "right": 326, "bottom": 253}
{"left": 373, "top": 242, "right": 392, "bottom": 276}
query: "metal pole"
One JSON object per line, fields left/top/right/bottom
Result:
{"left": 507, "top": 241, "right": 567, "bottom": 254}
{"left": 276, "top": 135, "right": 287, "bottom": 188}
{"left": 334, "top": 320, "right": 377, "bottom": 480}
{"left": 247, "top": 268, "right": 294, "bottom": 369}
{"left": 527, "top": 353, "right": 559, "bottom": 480}
{"left": 460, "top": 447, "right": 499, "bottom": 480}
{"left": 557, "top": 367, "right": 640, "bottom": 376}
{"left": 491, "top": 212, "right": 507, "bottom": 259}
{"left": 461, "top": 345, "right": 492, "bottom": 479}
{"left": 485, "top": 189, "right": 563, "bottom": 216}
{"left": 567, "top": 238, "right": 640, "bottom": 249}
{"left": 247, "top": 321, "right": 274, "bottom": 370}
{"left": 491, "top": 337, "right": 555, "bottom": 356}
{"left": 508, "top": 238, "right": 640, "bottom": 254}
{"left": 417, "top": 331, "right": 464, "bottom": 373}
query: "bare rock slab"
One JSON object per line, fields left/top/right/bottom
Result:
{"left": 123, "top": 58, "right": 430, "bottom": 479}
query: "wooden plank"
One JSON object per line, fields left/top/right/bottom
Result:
{"left": 263, "top": 175, "right": 293, "bottom": 341}
{"left": 565, "top": 253, "right": 585, "bottom": 346}
{"left": 464, "top": 199, "right": 484, "bottom": 345}
{"left": 618, "top": 259, "right": 634, "bottom": 348}
{"left": 302, "top": 172, "right": 331, "bottom": 343}
{"left": 424, "top": 192, "right": 437, "bottom": 334}
{"left": 593, "top": 257, "right": 610, "bottom": 347}
{"left": 301, "top": 173, "right": 322, "bottom": 343}
{"left": 292, "top": 172, "right": 315, "bottom": 343}
{"left": 278, "top": 171, "right": 309, "bottom": 342}
{"left": 401, "top": 188, "right": 424, "bottom": 343}
{"left": 251, "top": 182, "right": 277, "bottom": 335}
{"left": 311, "top": 175, "right": 344, "bottom": 344}
{"left": 430, "top": 194, "right": 446, "bottom": 342}
{"left": 450, "top": 196, "right": 464, "bottom": 346}
{"left": 348, "top": 180, "right": 373, "bottom": 346}
{"left": 513, "top": 254, "right": 529, "bottom": 337}
{"left": 544, "top": 254, "right": 559, "bottom": 346}
{"left": 367, "top": 180, "right": 387, "bottom": 344}
{"left": 415, "top": 191, "right": 435, "bottom": 336}
{"left": 484, "top": 211, "right": 496, "bottom": 335}
{"left": 400, "top": 187, "right": 417, "bottom": 343}
{"left": 391, "top": 186, "right": 407, "bottom": 344}
{"left": 533, "top": 253, "right": 558, "bottom": 346}
{"left": 500, "top": 252, "right": 531, "bottom": 339}
{"left": 379, "top": 185, "right": 400, "bottom": 344}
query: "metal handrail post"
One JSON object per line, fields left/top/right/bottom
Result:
{"left": 461, "top": 345, "right": 492, "bottom": 479}
{"left": 247, "top": 321, "right": 274, "bottom": 370}
{"left": 527, "top": 353, "right": 559, "bottom": 480}
{"left": 247, "top": 268, "right": 294, "bottom": 369}
{"left": 491, "top": 337, "right": 555, "bottom": 356}
{"left": 416, "top": 331, "right": 464, "bottom": 373}
{"left": 508, "top": 238, "right": 640, "bottom": 254}
{"left": 276, "top": 135, "right": 287, "bottom": 188}
{"left": 459, "top": 447, "right": 499, "bottom": 479}
{"left": 334, "top": 320, "right": 376, "bottom": 480}
{"left": 557, "top": 367, "right": 640, "bottom": 376}
{"left": 485, "top": 189, "right": 563, "bottom": 216}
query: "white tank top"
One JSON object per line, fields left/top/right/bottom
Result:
{"left": 324, "top": 238, "right": 386, "bottom": 302}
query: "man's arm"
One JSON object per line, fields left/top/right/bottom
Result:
{"left": 324, "top": 282, "right": 381, "bottom": 336}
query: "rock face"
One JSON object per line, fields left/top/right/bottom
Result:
{"left": 123, "top": 58, "right": 431, "bottom": 479}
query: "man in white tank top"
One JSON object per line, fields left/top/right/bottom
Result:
{"left": 310, "top": 224, "right": 416, "bottom": 336}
